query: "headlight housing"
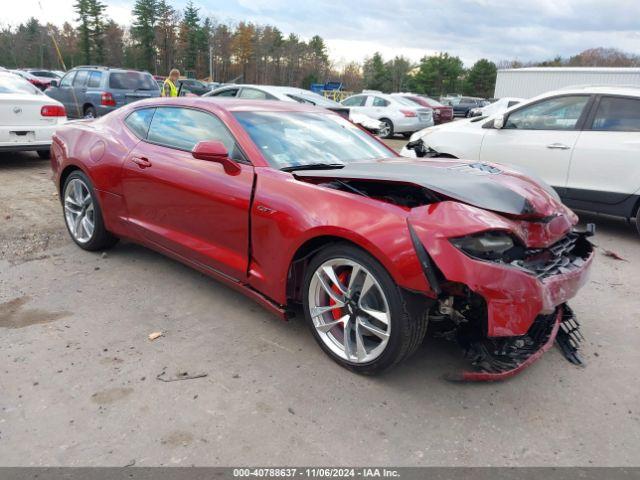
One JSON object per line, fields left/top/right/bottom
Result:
{"left": 451, "top": 231, "right": 516, "bottom": 260}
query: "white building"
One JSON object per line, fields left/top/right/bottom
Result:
{"left": 494, "top": 67, "right": 640, "bottom": 98}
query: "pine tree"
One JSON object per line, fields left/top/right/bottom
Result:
{"left": 74, "top": 0, "right": 91, "bottom": 63}
{"left": 132, "top": 0, "right": 157, "bottom": 72}
{"left": 88, "top": 0, "right": 106, "bottom": 64}
{"left": 179, "top": 1, "right": 201, "bottom": 72}
{"left": 156, "top": 0, "right": 178, "bottom": 74}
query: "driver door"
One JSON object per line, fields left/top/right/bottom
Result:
{"left": 120, "top": 106, "right": 254, "bottom": 281}
{"left": 479, "top": 94, "right": 593, "bottom": 193}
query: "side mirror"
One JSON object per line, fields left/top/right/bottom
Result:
{"left": 49, "top": 79, "right": 59, "bottom": 87}
{"left": 192, "top": 140, "right": 241, "bottom": 175}
{"left": 493, "top": 114, "right": 505, "bottom": 129}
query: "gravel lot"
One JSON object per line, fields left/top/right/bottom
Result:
{"left": 1, "top": 147, "right": 639, "bottom": 467}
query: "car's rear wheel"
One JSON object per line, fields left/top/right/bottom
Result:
{"left": 83, "top": 105, "right": 97, "bottom": 119}
{"left": 62, "top": 171, "right": 118, "bottom": 251}
{"left": 635, "top": 205, "right": 640, "bottom": 236}
{"left": 303, "top": 244, "right": 428, "bottom": 374}
{"left": 37, "top": 149, "right": 50, "bottom": 159}
{"left": 378, "top": 118, "right": 394, "bottom": 139}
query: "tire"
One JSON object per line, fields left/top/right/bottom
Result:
{"left": 378, "top": 118, "right": 394, "bottom": 139}
{"left": 62, "top": 170, "right": 118, "bottom": 251}
{"left": 83, "top": 105, "right": 97, "bottom": 119}
{"left": 302, "top": 243, "right": 428, "bottom": 375}
{"left": 37, "top": 149, "right": 50, "bottom": 159}
{"left": 402, "top": 132, "right": 413, "bottom": 139}
{"left": 635, "top": 206, "right": 640, "bottom": 236}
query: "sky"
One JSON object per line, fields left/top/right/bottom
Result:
{"left": 8, "top": 0, "right": 640, "bottom": 67}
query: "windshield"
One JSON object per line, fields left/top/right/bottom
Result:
{"left": 234, "top": 111, "right": 393, "bottom": 169}
{"left": 0, "top": 74, "right": 41, "bottom": 95}
{"left": 287, "top": 91, "right": 341, "bottom": 108}
{"left": 109, "top": 71, "right": 158, "bottom": 91}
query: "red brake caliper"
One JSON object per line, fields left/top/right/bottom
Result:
{"left": 330, "top": 270, "right": 350, "bottom": 324}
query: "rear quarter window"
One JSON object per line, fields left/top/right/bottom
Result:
{"left": 125, "top": 108, "right": 155, "bottom": 139}
{"left": 109, "top": 71, "right": 157, "bottom": 91}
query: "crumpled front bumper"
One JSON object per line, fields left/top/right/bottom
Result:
{"left": 413, "top": 222, "right": 595, "bottom": 338}
{"left": 447, "top": 304, "right": 584, "bottom": 382}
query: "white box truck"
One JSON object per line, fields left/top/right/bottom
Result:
{"left": 494, "top": 67, "right": 640, "bottom": 98}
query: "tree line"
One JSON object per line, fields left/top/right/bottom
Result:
{"left": 0, "top": 0, "right": 638, "bottom": 98}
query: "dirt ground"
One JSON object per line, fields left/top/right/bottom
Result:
{"left": 1, "top": 148, "right": 639, "bottom": 467}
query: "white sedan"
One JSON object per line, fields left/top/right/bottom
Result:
{"left": 0, "top": 72, "right": 67, "bottom": 158}
{"left": 341, "top": 91, "right": 434, "bottom": 138}
{"left": 205, "top": 84, "right": 384, "bottom": 134}
{"left": 401, "top": 86, "right": 640, "bottom": 233}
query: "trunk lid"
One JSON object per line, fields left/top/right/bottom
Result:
{"left": 0, "top": 94, "right": 60, "bottom": 127}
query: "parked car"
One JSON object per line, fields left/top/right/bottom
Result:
{"left": 451, "top": 97, "right": 488, "bottom": 117}
{"left": 50, "top": 97, "right": 593, "bottom": 379}
{"left": 0, "top": 71, "right": 67, "bottom": 158}
{"left": 391, "top": 93, "right": 454, "bottom": 124}
{"left": 205, "top": 84, "right": 383, "bottom": 134}
{"left": 24, "top": 69, "right": 63, "bottom": 89}
{"left": 10, "top": 69, "right": 49, "bottom": 91}
{"left": 402, "top": 86, "right": 640, "bottom": 234}
{"left": 469, "top": 97, "right": 523, "bottom": 117}
{"left": 178, "top": 78, "right": 211, "bottom": 96}
{"left": 341, "top": 91, "right": 433, "bottom": 138}
{"left": 45, "top": 66, "right": 160, "bottom": 118}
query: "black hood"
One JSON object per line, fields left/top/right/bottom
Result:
{"left": 293, "top": 158, "right": 562, "bottom": 217}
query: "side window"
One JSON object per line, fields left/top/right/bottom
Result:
{"left": 238, "top": 88, "right": 269, "bottom": 100}
{"left": 507, "top": 100, "right": 520, "bottom": 108}
{"left": 213, "top": 88, "right": 239, "bottom": 97}
{"left": 591, "top": 96, "right": 640, "bottom": 132}
{"left": 147, "top": 107, "right": 240, "bottom": 159}
{"left": 87, "top": 71, "right": 102, "bottom": 88}
{"left": 73, "top": 70, "right": 89, "bottom": 87}
{"left": 342, "top": 95, "right": 366, "bottom": 107}
{"left": 372, "top": 97, "right": 389, "bottom": 107}
{"left": 60, "top": 71, "right": 76, "bottom": 87}
{"left": 125, "top": 108, "right": 156, "bottom": 139}
{"left": 505, "top": 96, "right": 590, "bottom": 130}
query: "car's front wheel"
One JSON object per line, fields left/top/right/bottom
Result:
{"left": 62, "top": 171, "right": 118, "bottom": 251}
{"left": 303, "top": 244, "right": 428, "bottom": 374}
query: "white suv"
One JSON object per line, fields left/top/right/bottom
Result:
{"left": 402, "top": 86, "right": 640, "bottom": 234}
{"left": 341, "top": 91, "right": 433, "bottom": 138}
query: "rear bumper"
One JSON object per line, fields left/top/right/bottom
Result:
{"left": 0, "top": 122, "right": 63, "bottom": 149}
{"left": 393, "top": 117, "right": 433, "bottom": 133}
{"left": 0, "top": 142, "right": 51, "bottom": 152}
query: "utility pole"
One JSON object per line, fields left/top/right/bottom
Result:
{"left": 209, "top": 45, "right": 214, "bottom": 82}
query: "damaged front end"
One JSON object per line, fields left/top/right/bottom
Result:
{"left": 410, "top": 216, "right": 595, "bottom": 381}
{"left": 293, "top": 158, "right": 595, "bottom": 381}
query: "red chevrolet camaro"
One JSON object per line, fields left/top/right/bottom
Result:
{"left": 50, "top": 97, "right": 594, "bottom": 380}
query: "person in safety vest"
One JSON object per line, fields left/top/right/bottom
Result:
{"left": 161, "top": 69, "right": 180, "bottom": 97}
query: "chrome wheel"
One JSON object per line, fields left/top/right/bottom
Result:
{"left": 308, "top": 258, "right": 391, "bottom": 363}
{"left": 64, "top": 178, "right": 95, "bottom": 243}
{"left": 379, "top": 120, "right": 392, "bottom": 138}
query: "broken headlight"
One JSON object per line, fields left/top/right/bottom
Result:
{"left": 451, "top": 231, "right": 516, "bottom": 260}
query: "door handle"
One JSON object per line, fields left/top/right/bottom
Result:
{"left": 546, "top": 143, "right": 571, "bottom": 150}
{"left": 131, "top": 156, "right": 152, "bottom": 168}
